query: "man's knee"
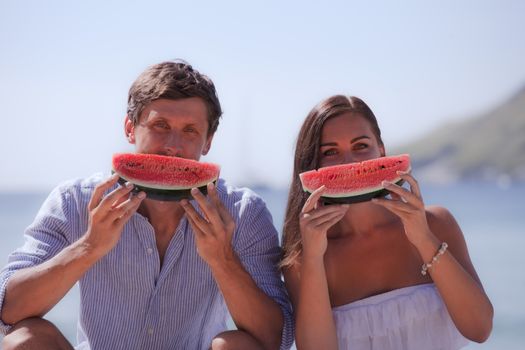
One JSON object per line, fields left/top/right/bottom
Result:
{"left": 2, "top": 317, "right": 71, "bottom": 350}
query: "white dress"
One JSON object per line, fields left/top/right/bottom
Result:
{"left": 332, "top": 283, "right": 469, "bottom": 350}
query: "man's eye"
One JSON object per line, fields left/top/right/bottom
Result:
{"left": 354, "top": 143, "right": 368, "bottom": 150}
{"left": 153, "top": 122, "right": 169, "bottom": 129}
{"left": 184, "top": 127, "right": 197, "bottom": 133}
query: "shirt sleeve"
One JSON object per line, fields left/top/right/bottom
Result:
{"left": 234, "top": 196, "right": 294, "bottom": 350}
{"left": 0, "top": 185, "right": 75, "bottom": 334}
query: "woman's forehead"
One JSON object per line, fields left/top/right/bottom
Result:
{"left": 321, "top": 113, "right": 374, "bottom": 139}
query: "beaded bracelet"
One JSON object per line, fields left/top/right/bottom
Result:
{"left": 421, "top": 242, "right": 448, "bottom": 276}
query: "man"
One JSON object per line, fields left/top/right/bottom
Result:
{"left": 0, "top": 61, "right": 293, "bottom": 349}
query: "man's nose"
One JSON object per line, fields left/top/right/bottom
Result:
{"left": 164, "top": 132, "right": 184, "bottom": 157}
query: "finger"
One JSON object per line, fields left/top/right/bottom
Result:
{"left": 315, "top": 211, "right": 346, "bottom": 232}
{"left": 180, "top": 199, "right": 211, "bottom": 234}
{"left": 302, "top": 204, "right": 348, "bottom": 221}
{"left": 190, "top": 187, "right": 223, "bottom": 227}
{"left": 372, "top": 197, "right": 414, "bottom": 215}
{"left": 88, "top": 174, "right": 120, "bottom": 211}
{"left": 99, "top": 181, "right": 136, "bottom": 212}
{"left": 311, "top": 209, "right": 346, "bottom": 228}
{"left": 389, "top": 191, "right": 404, "bottom": 202}
{"left": 111, "top": 185, "right": 135, "bottom": 209}
{"left": 184, "top": 208, "right": 206, "bottom": 239}
{"left": 302, "top": 186, "right": 326, "bottom": 214}
{"left": 382, "top": 181, "right": 419, "bottom": 205}
{"left": 397, "top": 171, "right": 422, "bottom": 199}
{"left": 111, "top": 191, "right": 146, "bottom": 223}
{"left": 207, "top": 182, "right": 233, "bottom": 223}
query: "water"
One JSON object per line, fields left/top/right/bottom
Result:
{"left": 1, "top": 183, "right": 524, "bottom": 349}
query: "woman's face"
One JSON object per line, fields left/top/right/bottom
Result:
{"left": 318, "top": 112, "right": 384, "bottom": 168}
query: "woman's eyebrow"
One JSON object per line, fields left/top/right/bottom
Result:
{"left": 350, "top": 135, "right": 370, "bottom": 143}
{"left": 320, "top": 135, "right": 370, "bottom": 147}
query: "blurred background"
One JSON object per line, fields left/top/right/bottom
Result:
{"left": 1, "top": 0, "right": 524, "bottom": 349}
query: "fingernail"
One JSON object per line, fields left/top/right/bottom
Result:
{"left": 111, "top": 173, "right": 119, "bottom": 180}
{"left": 382, "top": 181, "right": 390, "bottom": 187}
{"left": 191, "top": 188, "right": 199, "bottom": 194}
{"left": 137, "top": 192, "right": 146, "bottom": 199}
{"left": 208, "top": 182, "right": 214, "bottom": 190}
{"left": 125, "top": 182, "right": 133, "bottom": 189}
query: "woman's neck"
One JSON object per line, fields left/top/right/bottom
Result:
{"left": 329, "top": 200, "right": 397, "bottom": 239}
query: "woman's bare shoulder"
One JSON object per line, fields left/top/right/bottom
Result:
{"left": 425, "top": 205, "right": 465, "bottom": 244}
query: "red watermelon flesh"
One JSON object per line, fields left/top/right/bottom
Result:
{"left": 112, "top": 153, "right": 220, "bottom": 190}
{"left": 299, "top": 154, "right": 411, "bottom": 203}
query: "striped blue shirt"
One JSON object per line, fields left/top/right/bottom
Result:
{"left": 0, "top": 173, "right": 294, "bottom": 349}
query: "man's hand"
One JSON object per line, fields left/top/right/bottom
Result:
{"left": 82, "top": 174, "right": 145, "bottom": 259}
{"left": 180, "top": 182, "right": 236, "bottom": 267}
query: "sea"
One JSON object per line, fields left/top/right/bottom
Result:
{"left": 0, "top": 182, "right": 524, "bottom": 349}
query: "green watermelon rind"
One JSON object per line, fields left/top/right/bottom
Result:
{"left": 318, "top": 179, "right": 404, "bottom": 204}
{"left": 116, "top": 175, "right": 216, "bottom": 201}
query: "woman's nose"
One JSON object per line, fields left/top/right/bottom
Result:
{"left": 342, "top": 150, "right": 356, "bottom": 164}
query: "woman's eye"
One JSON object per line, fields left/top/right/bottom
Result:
{"left": 323, "top": 149, "right": 337, "bottom": 156}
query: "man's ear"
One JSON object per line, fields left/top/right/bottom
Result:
{"left": 124, "top": 115, "right": 136, "bottom": 144}
{"left": 202, "top": 134, "right": 214, "bottom": 156}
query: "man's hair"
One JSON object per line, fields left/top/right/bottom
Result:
{"left": 127, "top": 60, "right": 223, "bottom": 135}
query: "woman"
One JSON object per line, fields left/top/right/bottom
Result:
{"left": 281, "top": 95, "right": 493, "bottom": 350}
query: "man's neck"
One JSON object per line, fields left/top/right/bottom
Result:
{"left": 137, "top": 199, "right": 186, "bottom": 234}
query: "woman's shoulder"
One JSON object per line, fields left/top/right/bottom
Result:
{"left": 425, "top": 205, "right": 455, "bottom": 221}
{"left": 424, "top": 205, "right": 467, "bottom": 253}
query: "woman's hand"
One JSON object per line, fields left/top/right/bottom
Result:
{"left": 300, "top": 186, "right": 348, "bottom": 261}
{"left": 371, "top": 171, "right": 433, "bottom": 247}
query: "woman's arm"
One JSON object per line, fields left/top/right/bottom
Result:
{"left": 282, "top": 187, "right": 347, "bottom": 350}
{"left": 284, "top": 260, "right": 338, "bottom": 350}
{"left": 373, "top": 172, "right": 493, "bottom": 342}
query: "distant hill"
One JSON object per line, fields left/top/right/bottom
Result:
{"left": 395, "top": 86, "right": 525, "bottom": 185}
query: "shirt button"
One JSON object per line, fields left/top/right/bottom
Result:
{"left": 147, "top": 328, "right": 154, "bottom": 335}
{"left": 146, "top": 248, "right": 153, "bottom": 254}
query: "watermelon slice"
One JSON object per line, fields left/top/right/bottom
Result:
{"left": 299, "top": 154, "right": 411, "bottom": 204}
{"left": 112, "top": 153, "right": 220, "bottom": 201}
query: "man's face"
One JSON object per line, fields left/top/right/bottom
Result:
{"left": 125, "top": 98, "right": 213, "bottom": 161}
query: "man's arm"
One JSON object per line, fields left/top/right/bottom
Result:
{"left": 181, "top": 183, "right": 293, "bottom": 350}
{"left": 0, "top": 175, "right": 144, "bottom": 326}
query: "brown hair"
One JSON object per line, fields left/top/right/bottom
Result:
{"left": 280, "top": 95, "right": 384, "bottom": 268}
{"left": 127, "top": 60, "right": 223, "bottom": 135}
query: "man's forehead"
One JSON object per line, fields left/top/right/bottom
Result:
{"left": 141, "top": 98, "right": 208, "bottom": 121}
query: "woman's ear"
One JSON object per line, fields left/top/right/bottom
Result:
{"left": 380, "top": 144, "right": 386, "bottom": 157}
{"left": 124, "top": 115, "right": 135, "bottom": 144}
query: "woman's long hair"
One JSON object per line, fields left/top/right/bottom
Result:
{"left": 280, "top": 95, "right": 384, "bottom": 269}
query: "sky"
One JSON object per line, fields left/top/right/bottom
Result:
{"left": 1, "top": 0, "right": 524, "bottom": 191}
